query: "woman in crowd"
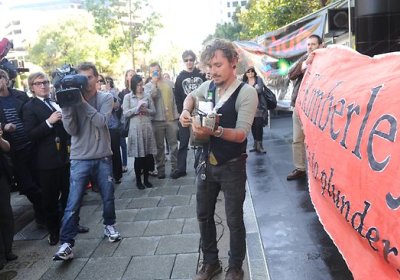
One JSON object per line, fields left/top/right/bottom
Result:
{"left": 105, "top": 76, "right": 123, "bottom": 184}
{"left": 242, "top": 66, "right": 267, "bottom": 154}
{"left": 122, "top": 74, "right": 156, "bottom": 189}
{"left": 97, "top": 74, "right": 106, "bottom": 91}
{"left": 0, "top": 126, "right": 17, "bottom": 269}
{"left": 118, "top": 70, "right": 135, "bottom": 173}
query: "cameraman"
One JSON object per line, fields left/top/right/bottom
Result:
{"left": 53, "top": 62, "right": 121, "bottom": 261}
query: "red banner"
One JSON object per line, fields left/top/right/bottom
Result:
{"left": 297, "top": 46, "right": 400, "bottom": 279}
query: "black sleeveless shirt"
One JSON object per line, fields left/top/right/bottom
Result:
{"left": 209, "top": 83, "right": 246, "bottom": 165}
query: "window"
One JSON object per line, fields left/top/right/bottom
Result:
{"left": 228, "top": 12, "right": 231, "bottom": 18}
{"left": 232, "top": 1, "right": 238, "bottom": 7}
{"left": 241, "top": 1, "right": 247, "bottom": 6}
{"left": 227, "top": 2, "right": 230, "bottom": 7}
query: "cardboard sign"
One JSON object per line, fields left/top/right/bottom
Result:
{"left": 296, "top": 46, "right": 400, "bottom": 279}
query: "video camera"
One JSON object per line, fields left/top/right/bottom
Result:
{"left": 52, "top": 64, "right": 88, "bottom": 108}
{"left": 0, "top": 38, "right": 29, "bottom": 85}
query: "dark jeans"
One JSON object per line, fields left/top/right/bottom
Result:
{"left": 196, "top": 154, "right": 247, "bottom": 267}
{"left": 0, "top": 175, "right": 14, "bottom": 261}
{"left": 251, "top": 117, "right": 264, "bottom": 141}
{"left": 110, "top": 129, "right": 122, "bottom": 180}
{"left": 177, "top": 123, "right": 190, "bottom": 173}
{"left": 37, "top": 165, "right": 69, "bottom": 235}
{"left": 120, "top": 137, "right": 127, "bottom": 167}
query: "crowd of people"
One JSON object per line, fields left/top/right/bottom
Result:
{"left": 0, "top": 36, "right": 321, "bottom": 279}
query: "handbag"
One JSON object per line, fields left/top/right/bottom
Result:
{"left": 120, "top": 116, "right": 130, "bottom": 138}
{"left": 262, "top": 86, "right": 277, "bottom": 110}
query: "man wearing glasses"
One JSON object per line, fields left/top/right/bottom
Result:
{"left": 0, "top": 69, "right": 45, "bottom": 229}
{"left": 144, "top": 62, "right": 179, "bottom": 179}
{"left": 22, "top": 72, "right": 70, "bottom": 246}
{"left": 173, "top": 50, "right": 206, "bottom": 179}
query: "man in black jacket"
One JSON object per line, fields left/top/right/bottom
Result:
{"left": 22, "top": 72, "right": 70, "bottom": 246}
{"left": 173, "top": 50, "right": 206, "bottom": 179}
{"left": 0, "top": 69, "right": 45, "bottom": 226}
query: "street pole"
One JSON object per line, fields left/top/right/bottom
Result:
{"left": 348, "top": 0, "right": 352, "bottom": 48}
{"left": 128, "top": 0, "right": 135, "bottom": 69}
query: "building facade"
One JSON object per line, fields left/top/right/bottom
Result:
{"left": 218, "top": 0, "right": 249, "bottom": 23}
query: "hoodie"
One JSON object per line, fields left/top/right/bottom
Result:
{"left": 174, "top": 68, "right": 206, "bottom": 113}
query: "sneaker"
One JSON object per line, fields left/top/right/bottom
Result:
{"left": 286, "top": 168, "right": 307, "bottom": 181}
{"left": 225, "top": 266, "right": 244, "bottom": 280}
{"left": 194, "top": 261, "right": 222, "bottom": 280}
{"left": 104, "top": 225, "right": 121, "bottom": 242}
{"left": 53, "top": 243, "right": 73, "bottom": 261}
{"left": 122, "top": 166, "right": 128, "bottom": 173}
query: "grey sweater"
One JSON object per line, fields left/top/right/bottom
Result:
{"left": 61, "top": 91, "right": 113, "bottom": 160}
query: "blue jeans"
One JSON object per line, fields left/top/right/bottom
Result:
{"left": 196, "top": 154, "right": 247, "bottom": 268}
{"left": 60, "top": 157, "right": 116, "bottom": 246}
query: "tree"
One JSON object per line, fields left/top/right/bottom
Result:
{"left": 237, "top": 0, "right": 330, "bottom": 39}
{"left": 28, "top": 14, "right": 116, "bottom": 74}
{"left": 85, "top": 0, "right": 163, "bottom": 68}
{"left": 203, "top": 7, "right": 243, "bottom": 43}
{"left": 225, "top": 0, "right": 338, "bottom": 40}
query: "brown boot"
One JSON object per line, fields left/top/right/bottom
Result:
{"left": 225, "top": 266, "right": 244, "bottom": 280}
{"left": 194, "top": 261, "right": 222, "bottom": 280}
{"left": 286, "top": 168, "right": 306, "bottom": 180}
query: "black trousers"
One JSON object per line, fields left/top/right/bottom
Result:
{"left": 0, "top": 175, "right": 14, "bottom": 261}
{"left": 37, "top": 165, "right": 69, "bottom": 235}
{"left": 177, "top": 123, "right": 190, "bottom": 173}
{"left": 251, "top": 117, "right": 264, "bottom": 141}
{"left": 109, "top": 129, "right": 122, "bottom": 181}
{"left": 11, "top": 144, "right": 44, "bottom": 222}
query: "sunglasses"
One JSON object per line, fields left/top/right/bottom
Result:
{"left": 184, "top": 58, "right": 194, "bottom": 63}
{"left": 32, "top": 81, "right": 50, "bottom": 86}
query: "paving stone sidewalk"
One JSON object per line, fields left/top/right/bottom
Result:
{"left": 2, "top": 151, "right": 268, "bottom": 280}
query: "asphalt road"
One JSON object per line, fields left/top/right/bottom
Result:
{"left": 246, "top": 112, "right": 354, "bottom": 280}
